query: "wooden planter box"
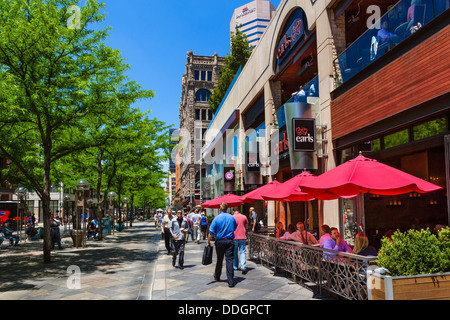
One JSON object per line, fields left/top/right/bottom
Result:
{"left": 368, "top": 272, "right": 450, "bottom": 300}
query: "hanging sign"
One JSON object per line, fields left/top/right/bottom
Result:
{"left": 292, "top": 118, "right": 316, "bottom": 152}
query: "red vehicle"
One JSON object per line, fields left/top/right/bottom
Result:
{"left": 0, "top": 201, "right": 27, "bottom": 230}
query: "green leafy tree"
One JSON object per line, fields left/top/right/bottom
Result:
{"left": 0, "top": 0, "right": 153, "bottom": 262}
{"left": 209, "top": 28, "right": 253, "bottom": 113}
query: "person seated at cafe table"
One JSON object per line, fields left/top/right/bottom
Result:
{"left": 319, "top": 224, "right": 332, "bottom": 248}
{"left": 275, "top": 221, "right": 285, "bottom": 238}
{"left": 352, "top": 233, "right": 377, "bottom": 257}
{"left": 280, "top": 224, "right": 295, "bottom": 240}
{"left": 288, "top": 222, "right": 318, "bottom": 245}
{"left": 323, "top": 227, "right": 352, "bottom": 255}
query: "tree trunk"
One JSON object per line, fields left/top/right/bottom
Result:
{"left": 130, "top": 194, "right": 134, "bottom": 227}
{"left": 96, "top": 149, "right": 104, "bottom": 240}
{"left": 43, "top": 153, "right": 52, "bottom": 263}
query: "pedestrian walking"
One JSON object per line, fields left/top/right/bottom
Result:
{"left": 161, "top": 209, "right": 174, "bottom": 254}
{"left": 191, "top": 209, "right": 202, "bottom": 244}
{"left": 207, "top": 203, "right": 237, "bottom": 287}
{"left": 50, "top": 214, "right": 62, "bottom": 250}
{"left": 200, "top": 211, "right": 208, "bottom": 240}
{"left": 249, "top": 207, "right": 260, "bottom": 232}
{"left": 232, "top": 209, "right": 248, "bottom": 274}
{"left": 184, "top": 211, "right": 193, "bottom": 243}
{"left": 187, "top": 209, "right": 195, "bottom": 242}
{"left": 170, "top": 210, "right": 190, "bottom": 269}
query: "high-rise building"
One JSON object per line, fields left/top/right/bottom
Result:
{"left": 230, "top": 0, "right": 276, "bottom": 47}
{"left": 177, "top": 51, "right": 225, "bottom": 209}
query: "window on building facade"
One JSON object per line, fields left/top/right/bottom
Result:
{"left": 201, "top": 70, "right": 206, "bottom": 81}
{"left": 413, "top": 117, "right": 447, "bottom": 141}
{"left": 195, "top": 70, "right": 200, "bottom": 80}
{"left": 202, "top": 109, "right": 206, "bottom": 120}
{"left": 195, "top": 89, "right": 211, "bottom": 102}
{"left": 195, "top": 109, "right": 200, "bottom": 120}
{"left": 207, "top": 71, "right": 212, "bottom": 81}
{"left": 384, "top": 129, "right": 409, "bottom": 149}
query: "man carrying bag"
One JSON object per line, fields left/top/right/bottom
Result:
{"left": 207, "top": 203, "right": 237, "bottom": 287}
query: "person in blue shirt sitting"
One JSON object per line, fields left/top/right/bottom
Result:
{"left": 207, "top": 202, "right": 237, "bottom": 287}
{"left": 2, "top": 222, "right": 19, "bottom": 246}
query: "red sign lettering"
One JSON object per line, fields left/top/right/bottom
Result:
{"left": 277, "top": 18, "right": 304, "bottom": 61}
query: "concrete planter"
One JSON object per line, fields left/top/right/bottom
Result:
{"left": 368, "top": 271, "right": 450, "bottom": 300}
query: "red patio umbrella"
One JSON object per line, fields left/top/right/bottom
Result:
{"left": 280, "top": 188, "right": 353, "bottom": 202}
{"left": 259, "top": 172, "right": 354, "bottom": 232}
{"left": 200, "top": 193, "right": 245, "bottom": 209}
{"left": 241, "top": 180, "right": 281, "bottom": 203}
{"left": 298, "top": 153, "right": 443, "bottom": 196}
{"left": 260, "top": 171, "right": 348, "bottom": 201}
{"left": 297, "top": 153, "right": 443, "bottom": 229}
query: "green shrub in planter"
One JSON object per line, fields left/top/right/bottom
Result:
{"left": 376, "top": 228, "right": 450, "bottom": 276}
{"left": 437, "top": 227, "right": 450, "bottom": 271}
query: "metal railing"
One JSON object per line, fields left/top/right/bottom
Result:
{"left": 248, "top": 232, "right": 378, "bottom": 300}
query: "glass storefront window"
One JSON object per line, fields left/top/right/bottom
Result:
{"left": 413, "top": 117, "right": 447, "bottom": 141}
{"left": 372, "top": 138, "right": 381, "bottom": 152}
{"left": 342, "top": 198, "right": 357, "bottom": 246}
{"left": 384, "top": 129, "right": 409, "bottom": 149}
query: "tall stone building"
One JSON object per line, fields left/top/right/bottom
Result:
{"left": 177, "top": 51, "right": 225, "bottom": 209}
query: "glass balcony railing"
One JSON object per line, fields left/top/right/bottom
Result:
{"left": 333, "top": 0, "right": 449, "bottom": 87}
{"left": 285, "top": 75, "right": 319, "bottom": 104}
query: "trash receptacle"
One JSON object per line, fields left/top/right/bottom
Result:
{"left": 70, "top": 230, "right": 83, "bottom": 247}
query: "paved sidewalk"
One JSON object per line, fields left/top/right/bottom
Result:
{"left": 152, "top": 232, "right": 320, "bottom": 300}
{"left": 0, "top": 221, "right": 324, "bottom": 300}
{"left": 0, "top": 221, "right": 159, "bottom": 300}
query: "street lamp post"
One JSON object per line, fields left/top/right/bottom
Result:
{"left": 63, "top": 194, "right": 71, "bottom": 234}
{"left": 14, "top": 187, "right": 28, "bottom": 242}
{"left": 123, "top": 197, "right": 129, "bottom": 229}
{"left": 107, "top": 191, "right": 117, "bottom": 236}
{"left": 74, "top": 179, "right": 90, "bottom": 249}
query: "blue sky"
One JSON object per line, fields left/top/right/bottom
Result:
{"left": 94, "top": 0, "right": 281, "bottom": 130}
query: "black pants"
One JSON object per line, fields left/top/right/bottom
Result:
{"left": 164, "top": 228, "right": 172, "bottom": 253}
{"left": 201, "top": 225, "right": 207, "bottom": 240}
{"left": 172, "top": 240, "right": 185, "bottom": 267}
{"left": 50, "top": 227, "right": 62, "bottom": 249}
{"left": 214, "top": 239, "right": 235, "bottom": 286}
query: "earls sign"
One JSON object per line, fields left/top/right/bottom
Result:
{"left": 277, "top": 19, "right": 304, "bottom": 60}
{"left": 276, "top": 9, "right": 309, "bottom": 64}
{"left": 292, "top": 118, "right": 316, "bottom": 152}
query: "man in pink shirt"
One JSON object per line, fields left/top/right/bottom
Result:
{"left": 232, "top": 209, "right": 249, "bottom": 274}
{"left": 288, "top": 222, "right": 318, "bottom": 245}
